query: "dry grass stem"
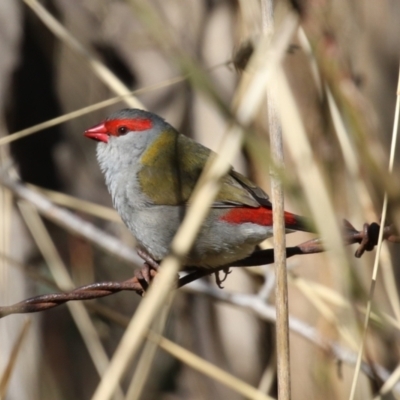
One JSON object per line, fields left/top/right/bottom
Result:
{"left": 326, "top": 86, "right": 376, "bottom": 221}
{"left": 3, "top": 2, "right": 398, "bottom": 399}
{"left": 291, "top": 275, "right": 358, "bottom": 350}
{"left": 147, "top": 331, "right": 275, "bottom": 400}
{"left": 275, "top": 66, "right": 349, "bottom": 290}
{"left": 376, "top": 362, "right": 400, "bottom": 399}
{"left": 28, "top": 185, "right": 121, "bottom": 223}
{"left": 90, "top": 12, "right": 297, "bottom": 400}
{"left": 349, "top": 65, "right": 400, "bottom": 400}
{"left": 89, "top": 283, "right": 400, "bottom": 397}
{"left": 0, "top": 175, "right": 140, "bottom": 266}
{"left": 183, "top": 280, "right": 398, "bottom": 388}
{"left": 257, "top": 352, "right": 277, "bottom": 394}
{"left": 327, "top": 84, "right": 400, "bottom": 326}
{"left": 125, "top": 302, "right": 172, "bottom": 400}
{"left": 23, "top": 0, "right": 143, "bottom": 109}
{"left": 379, "top": 244, "right": 400, "bottom": 322}
{"left": 0, "top": 150, "right": 12, "bottom": 295}
{"left": 297, "top": 27, "right": 323, "bottom": 97}
{"left": 0, "top": 96, "right": 129, "bottom": 147}
{"left": 261, "top": 0, "right": 291, "bottom": 398}
{"left": 0, "top": 319, "right": 31, "bottom": 399}
{"left": 0, "top": 76, "right": 187, "bottom": 148}
{"left": 289, "top": 274, "right": 400, "bottom": 331}
{"left": 233, "top": 13, "right": 298, "bottom": 120}
{"left": 18, "top": 202, "right": 125, "bottom": 400}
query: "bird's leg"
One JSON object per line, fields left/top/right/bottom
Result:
{"left": 133, "top": 263, "right": 155, "bottom": 294}
{"left": 137, "top": 249, "right": 160, "bottom": 270}
{"left": 135, "top": 249, "right": 161, "bottom": 293}
{"left": 214, "top": 267, "right": 232, "bottom": 289}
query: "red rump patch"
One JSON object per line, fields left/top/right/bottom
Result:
{"left": 105, "top": 118, "right": 153, "bottom": 136}
{"left": 220, "top": 207, "right": 298, "bottom": 227}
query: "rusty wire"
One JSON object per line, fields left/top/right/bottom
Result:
{"left": 0, "top": 220, "right": 398, "bottom": 319}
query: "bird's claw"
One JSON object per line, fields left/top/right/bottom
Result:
{"left": 134, "top": 250, "right": 161, "bottom": 296}
{"left": 134, "top": 262, "right": 159, "bottom": 296}
{"left": 214, "top": 267, "right": 232, "bottom": 289}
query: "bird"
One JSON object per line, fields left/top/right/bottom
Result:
{"left": 84, "top": 108, "right": 312, "bottom": 280}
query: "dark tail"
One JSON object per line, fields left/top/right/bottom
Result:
{"left": 284, "top": 211, "right": 315, "bottom": 233}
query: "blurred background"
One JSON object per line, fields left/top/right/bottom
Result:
{"left": 0, "top": 0, "right": 400, "bottom": 399}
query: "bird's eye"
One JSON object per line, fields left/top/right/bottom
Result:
{"left": 118, "top": 126, "right": 128, "bottom": 135}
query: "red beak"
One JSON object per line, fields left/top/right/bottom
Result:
{"left": 84, "top": 122, "right": 109, "bottom": 143}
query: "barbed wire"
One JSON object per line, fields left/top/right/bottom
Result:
{"left": 0, "top": 219, "right": 398, "bottom": 318}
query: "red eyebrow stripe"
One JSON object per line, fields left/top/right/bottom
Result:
{"left": 105, "top": 118, "right": 153, "bottom": 135}
{"left": 220, "top": 207, "right": 299, "bottom": 227}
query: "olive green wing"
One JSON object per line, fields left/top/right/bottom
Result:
{"left": 138, "top": 129, "right": 267, "bottom": 208}
{"left": 216, "top": 169, "right": 272, "bottom": 208}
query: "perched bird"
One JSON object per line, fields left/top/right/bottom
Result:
{"left": 84, "top": 108, "right": 312, "bottom": 272}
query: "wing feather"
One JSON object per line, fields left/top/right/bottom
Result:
{"left": 138, "top": 129, "right": 268, "bottom": 209}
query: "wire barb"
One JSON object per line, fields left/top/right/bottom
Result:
{"left": 0, "top": 220, "right": 398, "bottom": 319}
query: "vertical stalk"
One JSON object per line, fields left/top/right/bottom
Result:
{"left": 349, "top": 65, "right": 400, "bottom": 400}
{"left": 261, "top": 1, "right": 291, "bottom": 399}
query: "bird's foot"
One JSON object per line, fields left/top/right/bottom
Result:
{"left": 134, "top": 262, "right": 159, "bottom": 295}
{"left": 135, "top": 250, "right": 160, "bottom": 296}
{"left": 137, "top": 249, "right": 160, "bottom": 270}
{"left": 214, "top": 267, "right": 231, "bottom": 289}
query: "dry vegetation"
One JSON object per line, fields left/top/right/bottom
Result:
{"left": 0, "top": 0, "right": 400, "bottom": 399}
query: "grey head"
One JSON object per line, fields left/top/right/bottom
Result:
{"left": 84, "top": 108, "right": 170, "bottom": 174}
{"left": 84, "top": 108, "right": 177, "bottom": 208}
